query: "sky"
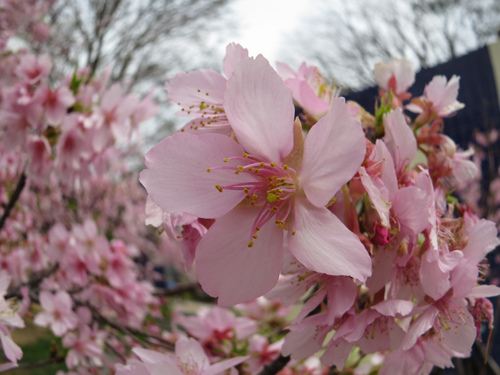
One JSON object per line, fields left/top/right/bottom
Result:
{"left": 229, "top": 0, "right": 312, "bottom": 64}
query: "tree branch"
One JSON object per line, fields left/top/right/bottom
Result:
{"left": 257, "top": 354, "right": 290, "bottom": 375}
{"left": 0, "top": 172, "right": 26, "bottom": 231}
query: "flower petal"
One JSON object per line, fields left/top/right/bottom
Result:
{"left": 300, "top": 98, "right": 366, "bottom": 207}
{"left": 196, "top": 206, "right": 284, "bottom": 306}
{"left": 165, "top": 69, "right": 226, "bottom": 111}
{"left": 140, "top": 133, "right": 252, "bottom": 218}
{"left": 224, "top": 55, "right": 294, "bottom": 162}
{"left": 383, "top": 108, "right": 416, "bottom": 169}
{"left": 222, "top": 43, "right": 249, "bottom": 79}
{"left": 288, "top": 200, "right": 371, "bottom": 281}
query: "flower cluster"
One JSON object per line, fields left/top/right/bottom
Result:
{"left": 0, "top": 6, "right": 171, "bottom": 372}
{"left": 140, "top": 47, "right": 500, "bottom": 374}
{"left": 1, "top": 2, "right": 499, "bottom": 373}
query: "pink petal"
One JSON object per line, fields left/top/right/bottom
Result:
{"left": 376, "top": 140, "right": 398, "bottom": 198}
{"left": 206, "top": 307, "right": 235, "bottom": 331}
{"left": 358, "top": 167, "right": 391, "bottom": 227}
{"left": 0, "top": 334, "right": 22, "bottom": 363}
{"left": 439, "top": 302, "right": 475, "bottom": 355}
{"left": 300, "top": 98, "right": 366, "bottom": 207}
{"left": 288, "top": 200, "right": 371, "bottom": 281}
{"left": 165, "top": 69, "right": 226, "bottom": 110}
{"left": 425, "top": 75, "right": 460, "bottom": 113}
{"left": 55, "top": 290, "right": 73, "bottom": 311}
{"left": 205, "top": 356, "right": 250, "bottom": 375}
{"left": 462, "top": 219, "right": 500, "bottom": 264}
{"left": 133, "top": 348, "right": 174, "bottom": 365}
{"left": 325, "top": 276, "right": 358, "bottom": 324}
{"left": 468, "top": 285, "right": 500, "bottom": 298}
{"left": 284, "top": 79, "right": 330, "bottom": 117}
{"left": 224, "top": 55, "right": 294, "bottom": 162}
{"left": 419, "top": 255, "right": 450, "bottom": 300}
{"left": 372, "top": 299, "right": 414, "bottom": 317}
{"left": 196, "top": 207, "right": 284, "bottom": 306}
{"left": 101, "top": 83, "right": 122, "bottom": 111}
{"left": 140, "top": 133, "right": 252, "bottom": 218}
{"left": 392, "top": 186, "right": 431, "bottom": 238}
{"left": 275, "top": 61, "right": 296, "bottom": 81}
{"left": 175, "top": 337, "right": 208, "bottom": 369}
{"left": 401, "top": 306, "right": 439, "bottom": 350}
{"left": 383, "top": 108, "right": 416, "bottom": 168}
{"left": 179, "top": 117, "right": 232, "bottom": 136}
{"left": 222, "top": 43, "right": 249, "bottom": 79}
{"left": 39, "top": 290, "right": 54, "bottom": 312}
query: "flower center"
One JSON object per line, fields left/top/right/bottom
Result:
{"left": 208, "top": 153, "right": 297, "bottom": 247}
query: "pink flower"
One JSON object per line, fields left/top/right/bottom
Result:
{"left": 276, "top": 61, "right": 336, "bottom": 119}
{"left": 14, "top": 54, "right": 52, "bottom": 84}
{"left": 37, "top": 83, "right": 75, "bottom": 125}
{"left": 115, "top": 337, "right": 248, "bottom": 375}
{"left": 165, "top": 43, "right": 249, "bottom": 135}
{"left": 373, "top": 58, "right": 415, "bottom": 105}
{"left": 407, "top": 75, "right": 464, "bottom": 119}
{"left": 34, "top": 290, "right": 79, "bottom": 336}
{"left": 175, "top": 306, "right": 257, "bottom": 352}
{"left": 141, "top": 55, "right": 371, "bottom": 305}
{"left": 63, "top": 325, "right": 104, "bottom": 369}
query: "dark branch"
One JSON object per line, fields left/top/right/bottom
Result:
{"left": 0, "top": 172, "right": 26, "bottom": 231}
{"left": 257, "top": 354, "right": 290, "bottom": 375}
{"left": 17, "top": 356, "right": 66, "bottom": 369}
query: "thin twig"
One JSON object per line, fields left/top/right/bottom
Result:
{"left": 88, "top": 305, "right": 175, "bottom": 351}
{"left": 0, "top": 172, "right": 26, "bottom": 231}
{"left": 154, "top": 282, "right": 203, "bottom": 297}
{"left": 16, "top": 356, "right": 66, "bottom": 369}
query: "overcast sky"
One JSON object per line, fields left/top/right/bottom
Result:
{"left": 227, "top": 0, "right": 312, "bottom": 65}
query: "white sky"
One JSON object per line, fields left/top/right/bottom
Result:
{"left": 229, "top": 0, "right": 311, "bottom": 64}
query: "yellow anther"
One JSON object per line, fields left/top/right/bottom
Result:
{"left": 260, "top": 162, "right": 265, "bottom": 167}
{"left": 283, "top": 165, "right": 289, "bottom": 170}
{"left": 255, "top": 227, "right": 261, "bottom": 231}
{"left": 243, "top": 153, "right": 248, "bottom": 158}
{"left": 205, "top": 92, "right": 209, "bottom": 96}
{"left": 252, "top": 234, "right": 258, "bottom": 239}
{"left": 234, "top": 171, "right": 240, "bottom": 175}
{"left": 275, "top": 220, "right": 284, "bottom": 227}
{"left": 251, "top": 194, "right": 258, "bottom": 199}
{"left": 254, "top": 169, "right": 259, "bottom": 174}
{"left": 243, "top": 188, "right": 249, "bottom": 193}
{"left": 215, "top": 184, "right": 223, "bottom": 192}
{"left": 206, "top": 168, "right": 211, "bottom": 172}
{"left": 292, "top": 231, "right": 296, "bottom": 235}
{"left": 194, "top": 126, "right": 198, "bottom": 129}
{"left": 248, "top": 167, "right": 253, "bottom": 171}
{"left": 197, "top": 89, "right": 201, "bottom": 92}
{"left": 223, "top": 158, "right": 229, "bottom": 162}
{"left": 250, "top": 201, "right": 255, "bottom": 206}
{"left": 238, "top": 166, "right": 244, "bottom": 171}
{"left": 248, "top": 241, "right": 254, "bottom": 248}
{"left": 270, "top": 162, "right": 276, "bottom": 167}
